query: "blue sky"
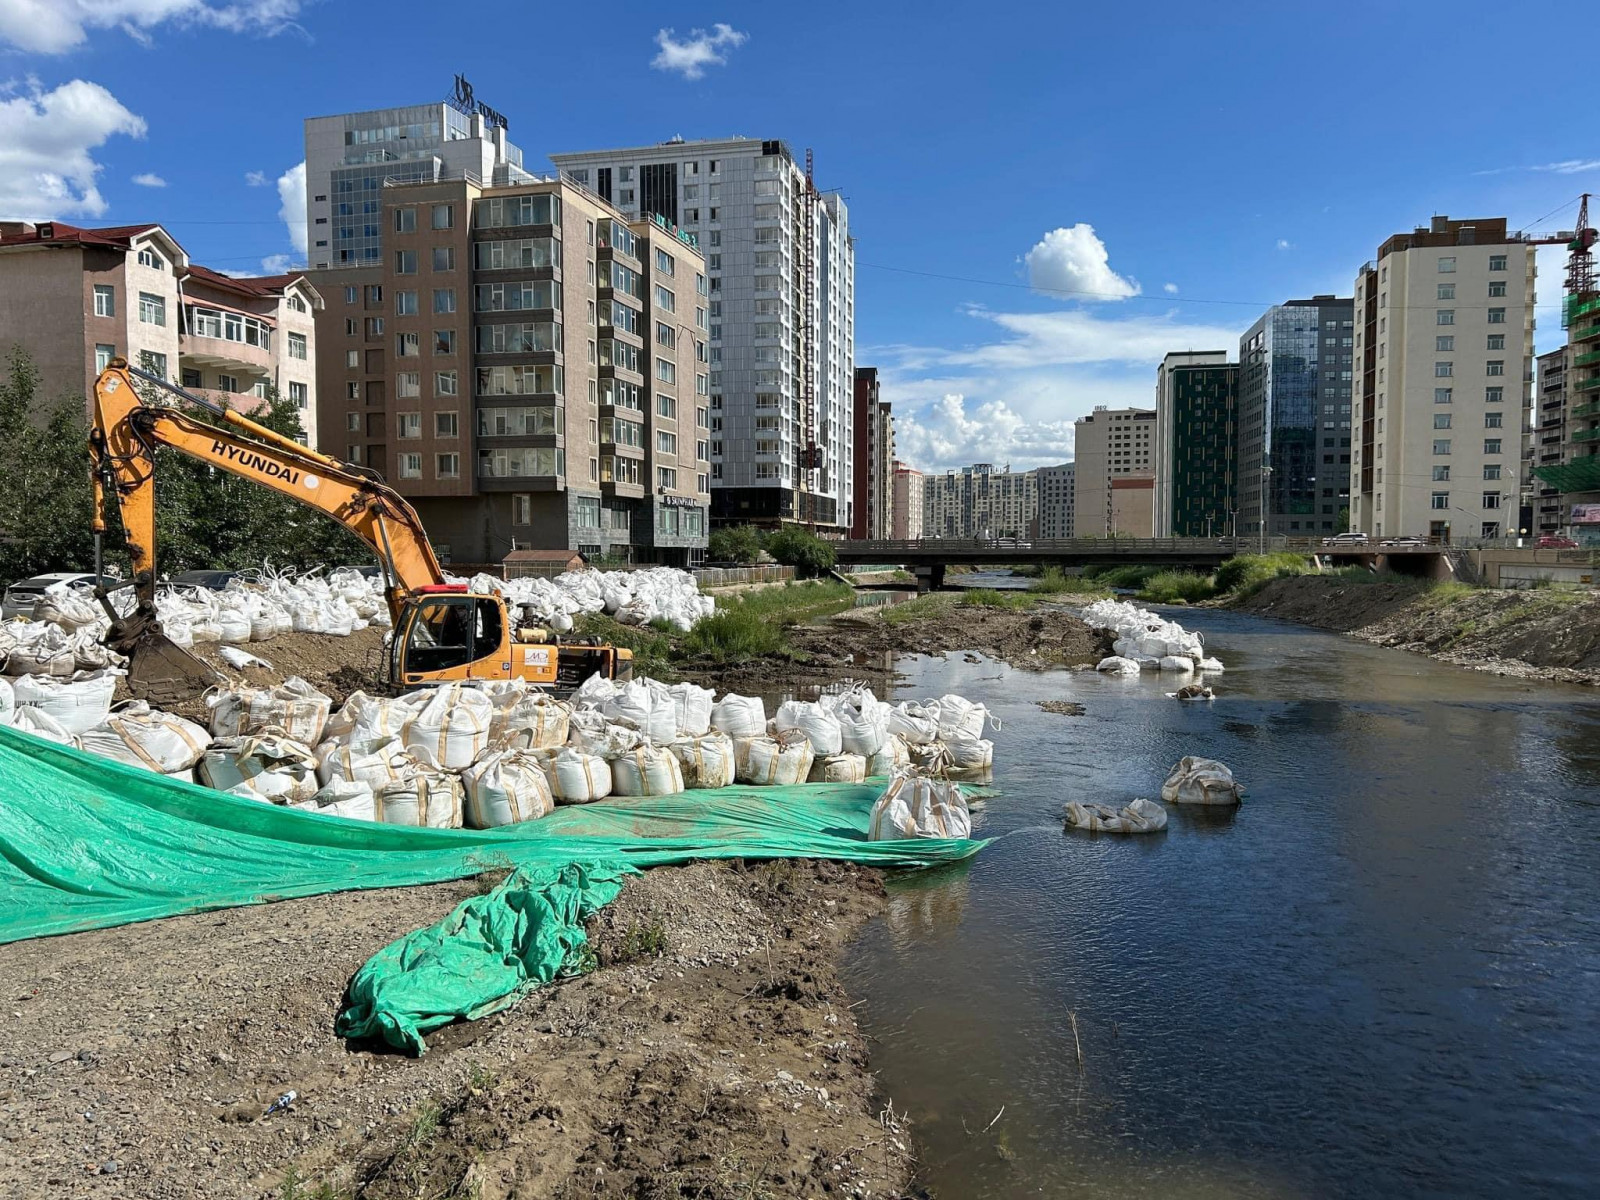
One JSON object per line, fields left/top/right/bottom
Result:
{"left": 1, "top": 0, "right": 1592, "bottom": 471}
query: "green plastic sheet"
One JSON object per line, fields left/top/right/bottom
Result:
{"left": 0, "top": 725, "right": 985, "bottom": 946}
{"left": 335, "top": 861, "right": 628, "bottom": 1055}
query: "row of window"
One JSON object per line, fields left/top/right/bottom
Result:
{"left": 1430, "top": 492, "right": 1505, "bottom": 509}
{"left": 1433, "top": 335, "right": 1507, "bottom": 351}
{"left": 1434, "top": 361, "right": 1507, "bottom": 377}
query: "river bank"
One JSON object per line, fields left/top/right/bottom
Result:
{"left": 1231, "top": 574, "right": 1600, "bottom": 684}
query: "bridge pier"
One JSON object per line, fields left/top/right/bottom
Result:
{"left": 913, "top": 564, "right": 945, "bottom": 593}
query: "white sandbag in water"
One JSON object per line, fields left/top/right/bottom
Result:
{"left": 1096, "top": 656, "right": 1141, "bottom": 676}
{"left": 568, "top": 709, "right": 643, "bottom": 758}
{"left": 664, "top": 681, "right": 714, "bottom": 738}
{"left": 1198, "top": 657, "right": 1225, "bottom": 673}
{"left": 603, "top": 679, "right": 678, "bottom": 743}
{"left": 315, "top": 735, "right": 415, "bottom": 790}
{"left": 774, "top": 700, "right": 843, "bottom": 756}
{"left": 865, "top": 734, "right": 910, "bottom": 778}
{"left": 12, "top": 670, "right": 117, "bottom": 734}
{"left": 733, "top": 733, "right": 814, "bottom": 786}
{"left": 374, "top": 765, "right": 464, "bottom": 827}
{"left": 80, "top": 701, "right": 211, "bottom": 773}
{"left": 292, "top": 778, "right": 377, "bottom": 822}
{"left": 710, "top": 693, "right": 766, "bottom": 738}
{"left": 6, "top": 624, "right": 76, "bottom": 676}
{"left": 9, "top": 705, "right": 78, "bottom": 746}
{"left": 480, "top": 679, "right": 570, "bottom": 750}
{"left": 808, "top": 752, "right": 867, "bottom": 784}
{"left": 323, "top": 689, "right": 423, "bottom": 745}
{"left": 1161, "top": 756, "right": 1245, "bottom": 805}
{"left": 461, "top": 749, "right": 554, "bottom": 827}
{"left": 885, "top": 701, "right": 940, "bottom": 746}
{"left": 935, "top": 694, "right": 996, "bottom": 741}
{"left": 868, "top": 769, "right": 971, "bottom": 841}
{"left": 206, "top": 675, "right": 332, "bottom": 745}
{"left": 198, "top": 734, "right": 319, "bottom": 804}
{"left": 668, "top": 731, "right": 735, "bottom": 789}
{"left": 404, "top": 684, "right": 493, "bottom": 770}
{"left": 942, "top": 733, "right": 994, "bottom": 770}
{"left": 828, "top": 687, "right": 890, "bottom": 757}
{"left": 548, "top": 748, "right": 613, "bottom": 804}
{"left": 1065, "top": 798, "right": 1167, "bottom": 834}
{"left": 1159, "top": 655, "right": 1195, "bottom": 673}
{"left": 610, "top": 742, "right": 686, "bottom": 797}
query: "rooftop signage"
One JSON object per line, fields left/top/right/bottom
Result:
{"left": 449, "top": 75, "right": 508, "bottom": 131}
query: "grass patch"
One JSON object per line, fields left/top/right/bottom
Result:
{"left": 572, "top": 613, "right": 678, "bottom": 680}
{"left": 1419, "top": 579, "right": 1481, "bottom": 607}
{"left": 881, "top": 593, "right": 956, "bottom": 625}
{"left": 959, "top": 588, "right": 1032, "bottom": 609}
{"left": 1212, "top": 553, "right": 1314, "bottom": 598}
{"left": 722, "top": 579, "right": 855, "bottom": 625}
{"left": 278, "top": 1169, "right": 345, "bottom": 1200}
{"left": 1136, "top": 570, "right": 1217, "bottom": 604}
{"left": 680, "top": 607, "right": 786, "bottom": 662}
{"left": 1087, "top": 563, "right": 1163, "bottom": 590}
{"left": 1030, "top": 566, "right": 1110, "bottom": 597}
{"left": 617, "top": 919, "right": 668, "bottom": 962}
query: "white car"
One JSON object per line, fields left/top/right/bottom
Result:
{"left": 2, "top": 572, "right": 108, "bottom": 620}
{"left": 1322, "top": 532, "right": 1370, "bottom": 547}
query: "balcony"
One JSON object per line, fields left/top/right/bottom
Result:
{"left": 1570, "top": 401, "right": 1600, "bottom": 420}
{"left": 1575, "top": 375, "right": 1600, "bottom": 393}
{"left": 1573, "top": 320, "right": 1600, "bottom": 344}
{"left": 182, "top": 332, "right": 273, "bottom": 372}
{"left": 1570, "top": 427, "right": 1600, "bottom": 443}
{"left": 1574, "top": 349, "right": 1600, "bottom": 369}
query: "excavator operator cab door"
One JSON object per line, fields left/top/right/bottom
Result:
{"left": 394, "top": 594, "right": 511, "bottom": 685}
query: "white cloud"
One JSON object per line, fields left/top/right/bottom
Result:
{"left": 1275, "top": 238, "right": 1292, "bottom": 250}
{"left": 257, "top": 253, "right": 296, "bottom": 274}
{"left": 1476, "top": 159, "right": 1600, "bottom": 177}
{"left": 894, "top": 392, "right": 1078, "bottom": 473}
{"left": 1163, "top": 282, "right": 1179, "bottom": 294}
{"left": 0, "top": 78, "right": 146, "bottom": 220}
{"left": 650, "top": 23, "right": 747, "bottom": 79}
{"left": 0, "top": 0, "right": 306, "bottom": 54}
{"left": 131, "top": 171, "right": 165, "bottom": 187}
{"left": 275, "top": 160, "right": 305, "bottom": 257}
{"left": 245, "top": 169, "right": 267, "bottom": 186}
{"left": 1024, "top": 224, "right": 1139, "bottom": 300}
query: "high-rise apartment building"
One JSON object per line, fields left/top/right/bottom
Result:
{"left": 1235, "top": 297, "right": 1354, "bottom": 538}
{"left": 1529, "top": 347, "right": 1570, "bottom": 535}
{"left": 922, "top": 464, "right": 1038, "bottom": 539}
{"left": 1154, "top": 351, "right": 1238, "bottom": 537}
{"left": 891, "top": 461, "right": 924, "bottom": 540}
{"left": 1036, "top": 463, "right": 1075, "bottom": 538}
{"left": 1350, "top": 216, "right": 1535, "bottom": 540}
{"left": 0, "top": 221, "right": 321, "bottom": 434}
{"left": 551, "top": 139, "right": 855, "bottom": 532}
{"left": 851, "top": 367, "right": 894, "bottom": 539}
{"left": 1073, "top": 406, "right": 1156, "bottom": 536}
{"left": 1529, "top": 289, "right": 1600, "bottom": 536}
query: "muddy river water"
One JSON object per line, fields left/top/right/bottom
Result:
{"left": 838, "top": 605, "right": 1600, "bottom": 1198}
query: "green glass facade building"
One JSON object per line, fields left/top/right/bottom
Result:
{"left": 1155, "top": 352, "right": 1238, "bottom": 537}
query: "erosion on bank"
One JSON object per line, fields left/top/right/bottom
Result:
{"left": 1234, "top": 574, "right": 1600, "bottom": 682}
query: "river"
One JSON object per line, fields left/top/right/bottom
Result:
{"left": 839, "top": 604, "right": 1600, "bottom": 1198}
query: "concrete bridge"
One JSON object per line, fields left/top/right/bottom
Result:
{"left": 834, "top": 537, "right": 1453, "bottom": 589}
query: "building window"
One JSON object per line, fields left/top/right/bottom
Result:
{"left": 93, "top": 285, "right": 115, "bottom": 317}
{"left": 432, "top": 288, "right": 456, "bottom": 314}
{"left": 345, "top": 349, "right": 360, "bottom": 369}
{"left": 1438, "top": 256, "right": 1456, "bottom": 273}
{"left": 1434, "top": 388, "right": 1452, "bottom": 404}
{"left": 1434, "top": 413, "right": 1452, "bottom": 429}
{"left": 347, "top": 412, "right": 361, "bottom": 432}
{"left": 1482, "top": 492, "right": 1501, "bottom": 510}
{"left": 1489, "top": 254, "right": 1507, "bottom": 271}
{"left": 1437, "top": 283, "right": 1455, "bottom": 300}
{"left": 1436, "top": 336, "right": 1454, "bottom": 352}
{"left": 139, "top": 350, "right": 168, "bottom": 378}
{"left": 217, "top": 373, "right": 238, "bottom": 392}
{"left": 138, "top": 292, "right": 166, "bottom": 326}
{"left": 657, "top": 393, "right": 676, "bottom": 419}
{"left": 345, "top": 285, "right": 358, "bottom": 304}
{"left": 1487, "top": 334, "right": 1506, "bottom": 351}
{"left": 1433, "top": 439, "right": 1451, "bottom": 455}
{"left": 283, "top": 331, "right": 307, "bottom": 360}
{"left": 1484, "top": 438, "right": 1502, "bottom": 455}
{"left": 346, "top": 381, "right": 359, "bottom": 400}
{"left": 432, "top": 246, "right": 455, "bottom": 272}
{"left": 1487, "top": 307, "right": 1506, "bottom": 325}
{"left": 1485, "top": 386, "right": 1503, "bottom": 404}
{"left": 397, "top": 371, "right": 421, "bottom": 399}
{"left": 1435, "top": 361, "right": 1453, "bottom": 377}
{"left": 399, "top": 453, "right": 422, "bottom": 478}
{"left": 657, "top": 466, "right": 677, "bottom": 491}
{"left": 397, "top": 412, "right": 421, "bottom": 439}
{"left": 436, "top": 452, "right": 459, "bottom": 478}
{"left": 654, "top": 285, "right": 675, "bottom": 313}
{"left": 657, "top": 430, "right": 677, "bottom": 455}
{"left": 435, "top": 370, "right": 458, "bottom": 397}
{"left": 512, "top": 494, "right": 532, "bottom": 525}
{"left": 1486, "top": 360, "right": 1504, "bottom": 376}
{"left": 1484, "top": 464, "right": 1502, "bottom": 480}
{"left": 394, "top": 208, "right": 416, "bottom": 233}
{"left": 137, "top": 247, "right": 164, "bottom": 270}
{"left": 395, "top": 250, "right": 416, "bottom": 274}
{"left": 1431, "top": 492, "right": 1449, "bottom": 510}
{"left": 434, "top": 329, "right": 456, "bottom": 355}
{"left": 1433, "top": 465, "right": 1450, "bottom": 481}
{"left": 656, "top": 358, "right": 676, "bottom": 384}
{"left": 366, "top": 285, "right": 383, "bottom": 304}
{"left": 95, "top": 343, "right": 115, "bottom": 372}
{"left": 431, "top": 204, "right": 454, "bottom": 230}
{"left": 1484, "top": 411, "right": 1503, "bottom": 428}
{"left": 288, "top": 381, "right": 308, "bottom": 408}
{"left": 431, "top": 411, "right": 459, "bottom": 440}
{"left": 1436, "top": 309, "right": 1454, "bottom": 326}
{"left": 397, "top": 332, "right": 420, "bottom": 357}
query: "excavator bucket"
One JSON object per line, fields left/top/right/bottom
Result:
{"left": 105, "top": 605, "right": 220, "bottom": 708}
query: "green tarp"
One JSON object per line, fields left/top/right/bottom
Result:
{"left": 0, "top": 725, "right": 985, "bottom": 946}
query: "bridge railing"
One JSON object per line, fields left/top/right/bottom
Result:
{"left": 835, "top": 536, "right": 1327, "bottom": 557}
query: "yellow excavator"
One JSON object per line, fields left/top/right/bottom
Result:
{"left": 89, "top": 359, "right": 631, "bottom": 705}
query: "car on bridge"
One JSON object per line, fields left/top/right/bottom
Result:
{"left": 1380, "top": 536, "right": 1427, "bottom": 549}
{"left": 1536, "top": 535, "right": 1579, "bottom": 549}
{"left": 1322, "top": 532, "right": 1371, "bottom": 547}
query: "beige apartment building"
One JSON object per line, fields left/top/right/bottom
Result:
{"left": 309, "top": 175, "right": 710, "bottom": 566}
{"left": 1350, "top": 216, "right": 1536, "bottom": 540}
{"left": 922, "top": 463, "right": 1038, "bottom": 539}
{"left": 1073, "top": 406, "right": 1156, "bottom": 536}
{"left": 1036, "top": 462, "right": 1074, "bottom": 538}
{"left": 852, "top": 367, "right": 894, "bottom": 539}
{"left": 891, "top": 462, "right": 924, "bottom": 540}
{"left": 0, "top": 221, "right": 320, "bottom": 432}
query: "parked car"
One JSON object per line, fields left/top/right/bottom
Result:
{"left": 167, "top": 569, "right": 243, "bottom": 592}
{"left": 1380, "top": 536, "right": 1427, "bottom": 549}
{"left": 1322, "top": 532, "right": 1371, "bottom": 547}
{"left": 1536, "top": 535, "right": 1578, "bottom": 549}
{"left": 1, "top": 572, "right": 115, "bottom": 620}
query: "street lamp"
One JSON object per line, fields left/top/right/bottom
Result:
{"left": 1258, "top": 464, "right": 1273, "bottom": 555}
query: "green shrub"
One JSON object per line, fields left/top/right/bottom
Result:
{"left": 720, "top": 579, "right": 854, "bottom": 624}
{"left": 679, "top": 607, "right": 785, "bottom": 662}
{"left": 706, "top": 525, "right": 763, "bottom": 565}
{"left": 763, "top": 526, "right": 838, "bottom": 578}
{"left": 1211, "top": 553, "right": 1312, "bottom": 596}
{"left": 1088, "top": 564, "right": 1163, "bottom": 590}
{"left": 1030, "top": 567, "right": 1109, "bottom": 596}
{"left": 572, "top": 613, "right": 678, "bottom": 680}
{"left": 1136, "top": 570, "right": 1217, "bottom": 604}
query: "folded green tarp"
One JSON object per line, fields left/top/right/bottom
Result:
{"left": 0, "top": 725, "right": 985, "bottom": 945}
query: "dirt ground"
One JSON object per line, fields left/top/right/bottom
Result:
{"left": 1234, "top": 575, "right": 1600, "bottom": 684}
{"left": 0, "top": 860, "right": 914, "bottom": 1200}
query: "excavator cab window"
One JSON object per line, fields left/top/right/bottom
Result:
{"left": 401, "top": 595, "right": 505, "bottom": 677}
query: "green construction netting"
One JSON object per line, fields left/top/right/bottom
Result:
{"left": 0, "top": 725, "right": 985, "bottom": 946}
{"left": 1533, "top": 457, "right": 1600, "bottom": 493}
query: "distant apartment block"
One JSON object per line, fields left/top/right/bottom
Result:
{"left": 1351, "top": 216, "right": 1535, "bottom": 540}
{"left": 1529, "top": 288, "right": 1600, "bottom": 537}
{"left": 0, "top": 221, "right": 321, "bottom": 436}
{"left": 1073, "top": 406, "right": 1155, "bottom": 537}
{"left": 1155, "top": 351, "right": 1238, "bottom": 537}
{"left": 1529, "top": 347, "right": 1570, "bottom": 535}
{"left": 891, "top": 461, "right": 924, "bottom": 540}
{"left": 1036, "top": 462, "right": 1075, "bottom": 538}
{"left": 922, "top": 463, "right": 1038, "bottom": 539}
{"left": 551, "top": 138, "right": 855, "bottom": 533}
{"left": 851, "top": 367, "right": 894, "bottom": 538}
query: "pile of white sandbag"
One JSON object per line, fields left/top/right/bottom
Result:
{"left": 453, "top": 566, "right": 714, "bottom": 634}
{"left": 152, "top": 566, "right": 389, "bottom": 649}
{"left": 1080, "top": 598, "right": 1225, "bottom": 677}
{"left": 867, "top": 767, "right": 972, "bottom": 840}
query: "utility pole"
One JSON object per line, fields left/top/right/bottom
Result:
{"left": 1258, "top": 464, "right": 1272, "bottom": 555}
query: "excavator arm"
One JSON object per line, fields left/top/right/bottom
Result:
{"left": 89, "top": 359, "right": 447, "bottom": 701}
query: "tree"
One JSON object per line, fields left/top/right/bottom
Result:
{"left": 0, "top": 347, "right": 99, "bottom": 583}
{"left": 764, "top": 526, "right": 837, "bottom": 578}
{"left": 707, "top": 524, "right": 763, "bottom": 565}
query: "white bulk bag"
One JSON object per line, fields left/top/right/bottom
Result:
{"left": 1160, "top": 756, "right": 1245, "bottom": 805}
{"left": 710, "top": 693, "right": 766, "bottom": 738}
{"left": 668, "top": 732, "right": 735, "bottom": 789}
{"left": 31, "top": 589, "right": 103, "bottom": 632}
{"left": 1065, "top": 798, "right": 1167, "bottom": 833}
{"left": 69, "top": 630, "right": 121, "bottom": 672}
{"left": 774, "top": 700, "right": 843, "bottom": 756}
{"left": 480, "top": 680, "right": 570, "bottom": 750}
{"left": 292, "top": 778, "right": 377, "bottom": 822}
{"left": 12, "top": 670, "right": 117, "bottom": 734}
{"left": 943, "top": 734, "right": 994, "bottom": 771}
{"left": 198, "top": 734, "right": 319, "bottom": 804}
{"left": 1158, "top": 655, "right": 1195, "bottom": 673}
{"left": 207, "top": 676, "right": 332, "bottom": 745}
{"left": 865, "top": 734, "right": 910, "bottom": 778}
{"left": 567, "top": 709, "right": 643, "bottom": 758}
{"left": 548, "top": 748, "right": 613, "bottom": 804}
{"left": 6, "top": 624, "right": 77, "bottom": 676}
{"left": 215, "top": 609, "right": 252, "bottom": 643}
{"left": 664, "top": 681, "right": 714, "bottom": 738}
{"left": 867, "top": 770, "right": 971, "bottom": 841}
{"left": 323, "top": 689, "right": 422, "bottom": 745}
{"left": 610, "top": 742, "right": 686, "bottom": 797}
{"left": 1096, "top": 656, "right": 1141, "bottom": 675}
{"left": 315, "top": 735, "right": 415, "bottom": 790}
{"left": 0, "top": 677, "right": 12, "bottom": 724}
{"left": 9, "top": 705, "right": 78, "bottom": 746}
{"left": 190, "top": 620, "right": 222, "bottom": 643}
{"left": 374, "top": 765, "right": 464, "bottom": 828}
{"left": 808, "top": 752, "right": 867, "bottom": 784}
{"left": 80, "top": 701, "right": 211, "bottom": 773}
{"left": 885, "top": 702, "right": 940, "bottom": 746}
{"left": 461, "top": 750, "right": 554, "bottom": 827}
{"left": 572, "top": 673, "right": 619, "bottom": 710}
{"left": 828, "top": 688, "right": 890, "bottom": 757}
{"left": 733, "top": 734, "right": 814, "bottom": 786}
{"left": 603, "top": 679, "right": 678, "bottom": 743}
{"left": 935, "top": 694, "right": 996, "bottom": 741}
{"left": 1198, "top": 657, "right": 1226, "bottom": 673}
{"left": 404, "top": 684, "right": 493, "bottom": 770}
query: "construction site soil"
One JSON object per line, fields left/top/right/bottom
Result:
{"left": 1233, "top": 575, "right": 1600, "bottom": 684}
{"left": 8, "top": 597, "right": 1110, "bottom": 1198}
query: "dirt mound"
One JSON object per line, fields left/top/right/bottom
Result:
{"left": 1230, "top": 576, "right": 1428, "bottom": 632}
